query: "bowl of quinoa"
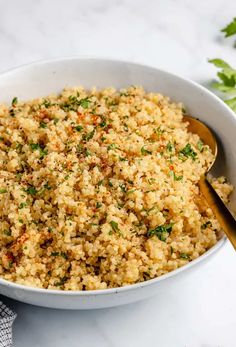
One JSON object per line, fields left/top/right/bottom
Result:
{"left": 0, "top": 58, "right": 235, "bottom": 309}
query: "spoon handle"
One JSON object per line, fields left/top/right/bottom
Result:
{"left": 199, "top": 176, "right": 236, "bottom": 251}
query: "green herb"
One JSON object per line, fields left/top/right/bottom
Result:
{"left": 119, "top": 156, "right": 128, "bottom": 162}
{"left": 225, "top": 97, "right": 236, "bottom": 112}
{"left": 180, "top": 253, "right": 190, "bottom": 259}
{"left": 75, "top": 125, "right": 83, "bottom": 132}
{"left": 18, "top": 218, "right": 24, "bottom": 224}
{"left": 97, "top": 179, "right": 103, "bottom": 186}
{"left": 127, "top": 189, "right": 137, "bottom": 194}
{"left": 96, "top": 202, "right": 102, "bottom": 208}
{"left": 101, "top": 136, "right": 106, "bottom": 142}
{"left": 51, "top": 252, "right": 59, "bottom": 256}
{"left": 25, "top": 186, "right": 37, "bottom": 195}
{"left": 55, "top": 276, "right": 67, "bottom": 286}
{"left": 11, "top": 97, "right": 18, "bottom": 107}
{"left": 166, "top": 142, "right": 174, "bottom": 152}
{"left": 0, "top": 188, "right": 7, "bottom": 193}
{"left": 3, "top": 230, "right": 11, "bottom": 236}
{"left": 54, "top": 118, "right": 59, "bottom": 125}
{"left": 119, "top": 184, "right": 127, "bottom": 193}
{"left": 42, "top": 99, "right": 52, "bottom": 108}
{"left": 221, "top": 18, "right": 236, "bottom": 38}
{"left": 197, "top": 140, "right": 204, "bottom": 152}
{"left": 0, "top": 136, "right": 3, "bottom": 141}
{"left": 61, "top": 252, "right": 68, "bottom": 260}
{"left": 29, "top": 143, "right": 48, "bottom": 158}
{"left": 19, "top": 202, "right": 27, "bottom": 209}
{"left": 108, "top": 180, "right": 113, "bottom": 187}
{"left": 201, "top": 221, "right": 212, "bottom": 229}
{"left": 39, "top": 122, "right": 47, "bottom": 128}
{"left": 83, "top": 129, "right": 95, "bottom": 142}
{"left": 209, "top": 58, "right": 236, "bottom": 112}
{"left": 148, "top": 178, "right": 156, "bottom": 184}
{"left": 79, "top": 98, "right": 91, "bottom": 109}
{"left": 154, "top": 126, "right": 164, "bottom": 138}
{"left": 85, "top": 149, "right": 91, "bottom": 156}
{"left": 141, "top": 146, "right": 152, "bottom": 155}
{"left": 179, "top": 143, "right": 197, "bottom": 160}
{"left": 147, "top": 223, "right": 173, "bottom": 242}
{"left": 169, "top": 171, "right": 183, "bottom": 181}
{"left": 107, "top": 143, "right": 117, "bottom": 151}
{"left": 64, "top": 175, "right": 70, "bottom": 180}
{"left": 99, "top": 117, "right": 107, "bottom": 128}
{"left": 109, "top": 221, "right": 121, "bottom": 235}
{"left": 43, "top": 182, "right": 52, "bottom": 190}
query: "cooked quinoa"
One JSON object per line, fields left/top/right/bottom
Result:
{"left": 0, "top": 86, "right": 233, "bottom": 290}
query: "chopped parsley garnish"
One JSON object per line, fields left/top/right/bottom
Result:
{"left": 54, "top": 118, "right": 59, "bottom": 125}
{"left": 180, "top": 253, "right": 190, "bottom": 259}
{"left": 169, "top": 171, "right": 183, "bottom": 181}
{"left": 147, "top": 223, "right": 173, "bottom": 242}
{"left": 79, "top": 98, "right": 91, "bottom": 109}
{"left": 166, "top": 142, "right": 174, "bottom": 152}
{"left": 24, "top": 186, "right": 38, "bottom": 195}
{"left": 55, "top": 276, "right": 67, "bottom": 286}
{"left": 99, "top": 117, "right": 107, "bottom": 128}
{"left": 107, "top": 143, "right": 117, "bottom": 151}
{"left": 0, "top": 188, "right": 7, "bottom": 193}
{"left": 29, "top": 143, "right": 48, "bottom": 158}
{"left": 42, "top": 99, "right": 52, "bottom": 108}
{"left": 141, "top": 146, "right": 152, "bottom": 155}
{"left": 75, "top": 125, "right": 83, "bottom": 132}
{"left": 40, "top": 122, "right": 47, "bottom": 128}
{"left": 119, "top": 184, "right": 127, "bottom": 193}
{"left": 96, "top": 202, "right": 102, "bottom": 208}
{"left": 11, "top": 97, "right": 18, "bottom": 107}
{"left": 119, "top": 156, "right": 128, "bottom": 162}
{"left": 154, "top": 126, "right": 164, "bottom": 138}
{"left": 3, "top": 230, "right": 11, "bottom": 236}
{"left": 83, "top": 129, "right": 95, "bottom": 142}
{"left": 197, "top": 140, "right": 204, "bottom": 152}
{"left": 51, "top": 252, "right": 59, "bottom": 256}
{"left": 179, "top": 143, "right": 197, "bottom": 160}
{"left": 109, "top": 221, "right": 121, "bottom": 235}
{"left": 201, "top": 221, "right": 212, "bottom": 229}
{"left": 19, "top": 202, "right": 27, "bottom": 209}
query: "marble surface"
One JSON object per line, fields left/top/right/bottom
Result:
{"left": 0, "top": 0, "right": 236, "bottom": 346}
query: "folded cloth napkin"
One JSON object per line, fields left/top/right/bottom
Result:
{"left": 0, "top": 302, "right": 16, "bottom": 347}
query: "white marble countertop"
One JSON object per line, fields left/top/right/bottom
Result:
{"left": 0, "top": 0, "right": 236, "bottom": 346}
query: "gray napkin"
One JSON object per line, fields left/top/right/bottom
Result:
{"left": 0, "top": 302, "right": 16, "bottom": 347}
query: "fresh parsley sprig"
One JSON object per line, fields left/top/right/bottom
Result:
{"left": 209, "top": 58, "right": 236, "bottom": 112}
{"left": 221, "top": 17, "right": 236, "bottom": 38}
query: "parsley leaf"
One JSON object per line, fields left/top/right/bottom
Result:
{"left": 147, "top": 223, "right": 173, "bottom": 241}
{"left": 209, "top": 58, "right": 236, "bottom": 112}
{"left": 0, "top": 188, "right": 7, "bottom": 193}
{"left": 221, "top": 17, "right": 236, "bottom": 38}
{"left": 12, "top": 97, "right": 18, "bottom": 107}
{"left": 180, "top": 253, "right": 190, "bottom": 259}
{"left": 109, "top": 220, "right": 121, "bottom": 235}
{"left": 179, "top": 143, "right": 197, "bottom": 160}
{"left": 75, "top": 125, "right": 83, "bottom": 132}
{"left": 141, "top": 146, "right": 152, "bottom": 155}
{"left": 24, "top": 186, "right": 37, "bottom": 195}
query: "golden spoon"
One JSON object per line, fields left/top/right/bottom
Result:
{"left": 183, "top": 115, "right": 236, "bottom": 251}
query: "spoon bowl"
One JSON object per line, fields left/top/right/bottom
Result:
{"left": 183, "top": 115, "right": 236, "bottom": 250}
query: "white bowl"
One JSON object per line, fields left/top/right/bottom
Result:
{"left": 0, "top": 58, "right": 235, "bottom": 309}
